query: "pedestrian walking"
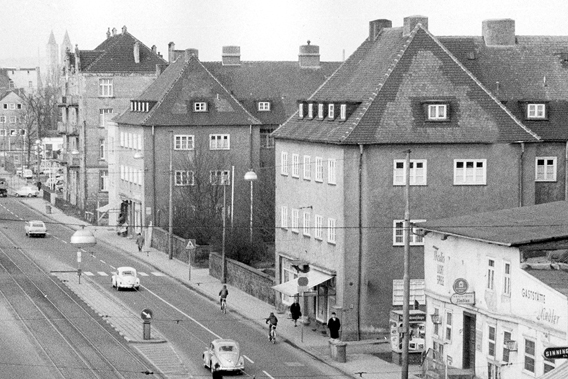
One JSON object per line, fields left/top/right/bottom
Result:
{"left": 290, "top": 296, "right": 301, "bottom": 327}
{"left": 327, "top": 312, "right": 341, "bottom": 340}
{"left": 136, "top": 232, "right": 145, "bottom": 252}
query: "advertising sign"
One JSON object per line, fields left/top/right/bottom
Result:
{"left": 450, "top": 292, "right": 475, "bottom": 305}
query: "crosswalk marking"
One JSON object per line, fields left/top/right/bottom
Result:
{"left": 151, "top": 272, "right": 165, "bottom": 276}
{"left": 83, "top": 272, "right": 94, "bottom": 276}
{"left": 138, "top": 272, "right": 149, "bottom": 276}
{"left": 98, "top": 272, "right": 109, "bottom": 276}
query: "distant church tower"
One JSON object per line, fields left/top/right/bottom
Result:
{"left": 60, "top": 31, "right": 73, "bottom": 68}
{"left": 46, "top": 30, "right": 59, "bottom": 86}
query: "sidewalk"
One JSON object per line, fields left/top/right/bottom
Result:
{"left": 9, "top": 174, "right": 421, "bottom": 379}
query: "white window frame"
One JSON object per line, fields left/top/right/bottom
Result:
{"left": 100, "top": 170, "right": 108, "bottom": 192}
{"left": 502, "top": 330, "right": 512, "bottom": 363}
{"left": 393, "top": 220, "right": 426, "bottom": 246}
{"left": 298, "top": 103, "right": 304, "bottom": 118}
{"left": 340, "top": 104, "right": 346, "bottom": 120}
{"left": 99, "top": 78, "right": 113, "bottom": 97}
{"left": 536, "top": 157, "right": 557, "bottom": 182}
{"left": 280, "top": 206, "right": 288, "bottom": 229}
{"left": 315, "top": 215, "right": 323, "bottom": 240}
{"left": 317, "top": 103, "right": 324, "bottom": 119}
{"left": 524, "top": 338, "right": 536, "bottom": 374}
{"left": 393, "top": 159, "right": 427, "bottom": 186}
{"left": 445, "top": 311, "right": 452, "bottom": 341}
{"left": 193, "top": 101, "right": 208, "bottom": 112}
{"left": 0, "top": 129, "right": 5, "bottom": 136}
{"left": 328, "top": 159, "right": 336, "bottom": 184}
{"left": 175, "top": 135, "right": 195, "bottom": 150}
{"left": 291, "top": 154, "right": 300, "bottom": 178}
{"left": 9, "top": 116, "right": 16, "bottom": 123}
{"left": 315, "top": 157, "right": 323, "bottom": 182}
{"left": 9, "top": 103, "right": 15, "bottom": 110}
{"left": 308, "top": 103, "right": 314, "bottom": 119}
{"left": 328, "top": 103, "right": 335, "bottom": 120}
{"left": 99, "top": 139, "right": 105, "bottom": 160}
{"left": 281, "top": 152, "right": 289, "bottom": 175}
{"left": 0, "top": 116, "right": 5, "bottom": 123}
{"left": 427, "top": 104, "right": 448, "bottom": 120}
{"left": 487, "top": 258, "right": 495, "bottom": 290}
{"left": 488, "top": 325, "right": 496, "bottom": 358}
{"left": 258, "top": 101, "right": 271, "bottom": 111}
{"left": 503, "top": 262, "right": 511, "bottom": 296}
{"left": 175, "top": 170, "right": 195, "bottom": 186}
{"left": 454, "top": 159, "right": 486, "bottom": 185}
{"left": 99, "top": 108, "right": 112, "bottom": 127}
{"left": 544, "top": 356, "right": 555, "bottom": 375}
{"left": 209, "top": 134, "right": 230, "bottom": 150}
{"left": 303, "top": 212, "right": 311, "bottom": 236}
{"left": 303, "top": 156, "right": 311, "bottom": 180}
{"left": 327, "top": 218, "right": 336, "bottom": 244}
{"left": 527, "top": 103, "right": 546, "bottom": 119}
{"left": 209, "top": 170, "right": 230, "bottom": 185}
{"left": 291, "top": 209, "right": 299, "bottom": 233}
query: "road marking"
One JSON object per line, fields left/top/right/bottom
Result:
{"left": 151, "top": 272, "right": 165, "bottom": 276}
{"left": 98, "top": 272, "right": 108, "bottom": 276}
{"left": 138, "top": 272, "right": 149, "bottom": 276}
{"left": 263, "top": 370, "right": 275, "bottom": 379}
{"left": 243, "top": 355, "right": 254, "bottom": 364}
{"left": 83, "top": 271, "right": 94, "bottom": 276}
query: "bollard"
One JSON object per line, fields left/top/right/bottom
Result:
{"left": 45, "top": 204, "right": 51, "bottom": 214}
{"left": 143, "top": 320, "right": 151, "bottom": 340}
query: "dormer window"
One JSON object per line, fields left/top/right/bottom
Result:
{"left": 298, "top": 103, "right": 304, "bottom": 118}
{"left": 258, "top": 101, "right": 271, "bottom": 112}
{"left": 340, "top": 104, "right": 347, "bottom": 120}
{"left": 308, "top": 103, "right": 314, "bottom": 119}
{"left": 193, "top": 101, "right": 208, "bottom": 112}
{"left": 318, "top": 103, "right": 324, "bottom": 119}
{"left": 328, "top": 103, "right": 335, "bottom": 120}
{"left": 427, "top": 104, "right": 449, "bottom": 121}
{"left": 527, "top": 103, "right": 547, "bottom": 120}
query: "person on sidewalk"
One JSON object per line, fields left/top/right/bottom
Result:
{"left": 136, "top": 233, "right": 144, "bottom": 252}
{"left": 265, "top": 312, "right": 278, "bottom": 340}
{"left": 218, "top": 284, "right": 228, "bottom": 309}
{"left": 327, "top": 312, "right": 341, "bottom": 340}
{"left": 290, "top": 296, "right": 301, "bottom": 327}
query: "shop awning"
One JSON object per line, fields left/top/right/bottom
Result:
{"left": 272, "top": 270, "right": 333, "bottom": 297}
{"left": 96, "top": 203, "right": 116, "bottom": 213}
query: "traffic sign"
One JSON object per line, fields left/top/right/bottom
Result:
{"left": 298, "top": 277, "right": 309, "bottom": 286}
{"left": 544, "top": 347, "right": 568, "bottom": 359}
{"left": 141, "top": 308, "right": 153, "bottom": 320}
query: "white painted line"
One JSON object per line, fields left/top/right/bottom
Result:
{"left": 98, "top": 272, "right": 108, "bottom": 276}
{"left": 151, "top": 272, "right": 165, "bottom": 276}
{"left": 138, "top": 272, "right": 149, "bottom": 276}
{"left": 243, "top": 355, "right": 254, "bottom": 364}
{"left": 83, "top": 272, "right": 94, "bottom": 276}
{"left": 263, "top": 370, "right": 275, "bottom": 379}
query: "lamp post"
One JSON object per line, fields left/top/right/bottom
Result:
{"left": 34, "top": 139, "right": 41, "bottom": 184}
{"left": 243, "top": 169, "right": 257, "bottom": 244}
{"left": 70, "top": 227, "right": 96, "bottom": 284}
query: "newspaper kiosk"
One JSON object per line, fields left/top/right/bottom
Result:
{"left": 390, "top": 309, "right": 426, "bottom": 364}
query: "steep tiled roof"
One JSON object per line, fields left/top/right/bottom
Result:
{"left": 441, "top": 35, "right": 568, "bottom": 141}
{"left": 273, "top": 25, "right": 540, "bottom": 145}
{"left": 115, "top": 55, "right": 261, "bottom": 127}
{"left": 79, "top": 30, "right": 166, "bottom": 73}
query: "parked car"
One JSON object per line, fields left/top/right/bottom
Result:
{"left": 111, "top": 267, "right": 140, "bottom": 291}
{"left": 19, "top": 169, "right": 33, "bottom": 179}
{"left": 203, "top": 339, "right": 245, "bottom": 374}
{"left": 14, "top": 186, "right": 39, "bottom": 197}
{"left": 25, "top": 220, "right": 47, "bottom": 237}
{"left": 0, "top": 178, "right": 7, "bottom": 197}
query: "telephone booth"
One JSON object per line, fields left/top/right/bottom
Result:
{"left": 390, "top": 309, "right": 426, "bottom": 365}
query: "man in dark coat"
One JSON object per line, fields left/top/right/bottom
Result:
{"left": 290, "top": 297, "right": 301, "bottom": 327}
{"left": 327, "top": 312, "right": 341, "bottom": 340}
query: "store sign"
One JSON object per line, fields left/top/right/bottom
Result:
{"left": 453, "top": 278, "right": 469, "bottom": 294}
{"left": 450, "top": 292, "right": 475, "bottom": 305}
{"left": 544, "top": 347, "right": 568, "bottom": 359}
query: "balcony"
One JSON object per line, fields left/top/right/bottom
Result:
{"left": 57, "top": 122, "right": 79, "bottom": 136}
{"left": 58, "top": 95, "right": 79, "bottom": 107}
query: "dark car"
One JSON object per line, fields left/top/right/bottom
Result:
{"left": 0, "top": 178, "right": 7, "bottom": 197}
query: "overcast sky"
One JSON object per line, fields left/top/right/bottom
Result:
{"left": 3, "top": 0, "right": 568, "bottom": 67}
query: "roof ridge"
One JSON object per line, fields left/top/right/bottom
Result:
{"left": 83, "top": 34, "right": 125, "bottom": 71}
{"left": 425, "top": 27, "right": 542, "bottom": 142}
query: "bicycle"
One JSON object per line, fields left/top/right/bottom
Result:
{"left": 220, "top": 298, "right": 227, "bottom": 314}
{"left": 269, "top": 324, "right": 277, "bottom": 343}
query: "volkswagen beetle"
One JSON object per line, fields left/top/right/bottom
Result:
{"left": 203, "top": 338, "right": 244, "bottom": 374}
{"left": 111, "top": 266, "right": 140, "bottom": 291}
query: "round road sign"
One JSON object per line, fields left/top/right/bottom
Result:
{"left": 298, "top": 276, "right": 309, "bottom": 286}
{"left": 141, "top": 308, "right": 153, "bottom": 320}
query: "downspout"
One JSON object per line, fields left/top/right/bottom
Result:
{"left": 565, "top": 141, "right": 568, "bottom": 201}
{"left": 152, "top": 125, "right": 156, "bottom": 225}
{"left": 357, "top": 144, "right": 364, "bottom": 340}
{"left": 518, "top": 142, "right": 525, "bottom": 207}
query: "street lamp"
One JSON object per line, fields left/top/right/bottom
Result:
{"left": 244, "top": 169, "right": 257, "bottom": 244}
{"left": 34, "top": 139, "right": 41, "bottom": 184}
{"left": 70, "top": 227, "right": 96, "bottom": 284}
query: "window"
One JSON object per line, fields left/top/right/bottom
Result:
{"left": 393, "top": 159, "right": 427, "bottom": 185}
{"left": 328, "top": 159, "right": 336, "bottom": 184}
{"left": 503, "top": 262, "right": 511, "bottom": 296}
{"left": 9, "top": 103, "right": 15, "bottom": 110}
{"left": 298, "top": 103, "right": 304, "bottom": 118}
{"left": 9, "top": 116, "right": 16, "bottom": 123}
{"left": 303, "top": 156, "right": 311, "bottom": 180}
{"left": 487, "top": 363, "right": 500, "bottom": 379}
{"left": 524, "top": 339, "right": 535, "bottom": 373}
{"left": 487, "top": 259, "right": 495, "bottom": 290}
{"left": 0, "top": 129, "right": 5, "bottom": 136}
{"left": 488, "top": 326, "right": 496, "bottom": 357}
{"left": 427, "top": 104, "right": 448, "bottom": 121}
{"left": 445, "top": 312, "right": 452, "bottom": 341}
{"left": 99, "top": 139, "right": 105, "bottom": 160}
{"left": 291, "top": 209, "right": 299, "bottom": 233}
{"left": 99, "top": 108, "right": 112, "bottom": 127}
{"left": 454, "top": 159, "right": 486, "bottom": 185}
{"left": 315, "top": 157, "right": 323, "bottom": 182}
{"left": 327, "top": 218, "right": 336, "bottom": 244}
{"left": 503, "top": 331, "right": 512, "bottom": 362}
{"left": 17, "top": 104, "right": 21, "bottom": 109}
{"left": 328, "top": 103, "right": 335, "bottom": 120}
{"left": 175, "top": 171, "right": 195, "bottom": 186}
{"left": 19, "top": 129, "right": 25, "bottom": 135}
{"left": 308, "top": 103, "right": 314, "bottom": 119}
{"left": 210, "top": 170, "right": 230, "bottom": 185}
{"left": 260, "top": 127, "right": 275, "bottom": 148}
{"left": 340, "top": 104, "right": 346, "bottom": 120}
{"left": 258, "top": 101, "right": 271, "bottom": 111}
{"left": 99, "top": 78, "right": 113, "bottom": 97}
{"left": 209, "top": 134, "right": 230, "bottom": 150}
{"left": 315, "top": 215, "right": 323, "bottom": 240}
{"left": 2, "top": 104, "right": 6, "bottom": 109}
{"left": 0, "top": 116, "right": 5, "bottom": 123}
{"left": 280, "top": 206, "right": 288, "bottom": 229}
{"left": 393, "top": 220, "right": 426, "bottom": 246}
{"left": 9, "top": 129, "right": 16, "bottom": 136}
{"left": 317, "top": 103, "right": 324, "bottom": 119}
{"left": 527, "top": 103, "right": 546, "bottom": 119}
{"left": 433, "top": 308, "right": 440, "bottom": 336}
{"left": 544, "top": 356, "right": 555, "bottom": 374}
{"left": 536, "top": 157, "right": 557, "bottom": 181}
{"left": 303, "top": 212, "right": 311, "bottom": 236}
{"left": 175, "top": 135, "right": 194, "bottom": 150}
{"left": 193, "top": 101, "right": 208, "bottom": 112}
{"left": 291, "top": 154, "right": 300, "bottom": 178}
{"left": 100, "top": 170, "right": 108, "bottom": 192}
{"left": 281, "top": 152, "right": 289, "bottom": 175}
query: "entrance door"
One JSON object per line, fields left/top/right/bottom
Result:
{"left": 462, "top": 312, "right": 476, "bottom": 372}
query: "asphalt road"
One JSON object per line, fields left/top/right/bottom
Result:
{"left": 1, "top": 197, "right": 345, "bottom": 379}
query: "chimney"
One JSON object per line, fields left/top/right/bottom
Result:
{"left": 106, "top": 27, "right": 111, "bottom": 39}
{"left": 403, "top": 15, "right": 428, "bottom": 37}
{"left": 369, "top": 19, "right": 392, "bottom": 41}
{"left": 155, "top": 63, "right": 166, "bottom": 76}
{"left": 168, "top": 42, "right": 175, "bottom": 63}
{"left": 122, "top": 25, "right": 127, "bottom": 34}
{"left": 133, "top": 42, "right": 140, "bottom": 64}
{"left": 482, "top": 19, "right": 515, "bottom": 46}
{"left": 151, "top": 45, "right": 157, "bottom": 55}
{"left": 299, "top": 41, "right": 320, "bottom": 68}
{"left": 222, "top": 46, "right": 241, "bottom": 66}
{"left": 112, "top": 27, "right": 117, "bottom": 37}
{"left": 184, "top": 48, "right": 198, "bottom": 62}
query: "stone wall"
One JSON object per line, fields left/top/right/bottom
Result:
{"left": 210, "top": 252, "right": 275, "bottom": 305}
{"left": 151, "top": 227, "right": 210, "bottom": 268}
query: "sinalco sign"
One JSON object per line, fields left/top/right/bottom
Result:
{"left": 453, "top": 278, "right": 469, "bottom": 294}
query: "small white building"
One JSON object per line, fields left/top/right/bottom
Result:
{"left": 419, "top": 201, "right": 568, "bottom": 379}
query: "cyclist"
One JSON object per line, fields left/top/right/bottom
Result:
{"left": 218, "top": 284, "right": 229, "bottom": 310}
{"left": 265, "top": 312, "right": 278, "bottom": 341}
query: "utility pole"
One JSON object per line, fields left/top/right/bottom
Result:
{"left": 168, "top": 130, "right": 173, "bottom": 259}
{"left": 401, "top": 149, "right": 411, "bottom": 379}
